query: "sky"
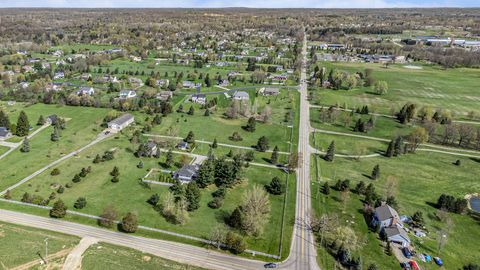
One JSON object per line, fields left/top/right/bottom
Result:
{"left": 0, "top": 0, "right": 478, "bottom": 8}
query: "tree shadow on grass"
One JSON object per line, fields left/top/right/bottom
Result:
{"left": 470, "top": 157, "right": 480, "bottom": 163}
{"left": 214, "top": 209, "right": 231, "bottom": 224}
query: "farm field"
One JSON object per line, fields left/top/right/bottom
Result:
{"left": 311, "top": 143, "right": 480, "bottom": 269}
{"left": 309, "top": 62, "right": 480, "bottom": 117}
{"left": 0, "top": 103, "right": 110, "bottom": 192}
{"left": 0, "top": 221, "right": 79, "bottom": 269}
{"left": 82, "top": 242, "right": 207, "bottom": 270}
{"left": 8, "top": 132, "right": 296, "bottom": 255}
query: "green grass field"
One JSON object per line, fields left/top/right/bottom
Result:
{"left": 311, "top": 141, "right": 480, "bottom": 269}
{"left": 82, "top": 242, "right": 206, "bottom": 270}
{"left": 0, "top": 146, "right": 9, "bottom": 156}
{"left": 310, "top": 62, "right": 480, "bottom": 117}
{"left": 9, "top": 131, "right": 295, "bottom": 255}
{"left": 0, "top": 221, "right": 78, "bottom": 269}
{"left": 0, "top": 103, "right": 110, "bottom": 192}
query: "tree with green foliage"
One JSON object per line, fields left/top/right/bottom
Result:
{"left": 204, "top": 73, "right": 212, "bottom": 87}
{"left": 270, "top": 146, "right": 279, "bottom": 164}
{"left": 374, "top": 80, "right": 388, "bottom": 95}
{"left": 265, "top": 176, "right": 285, "bottom": 195}
{"left": 256, "top": 136, "right": 269, "bottom": 152}
{"left": 187, "top": 106, "right": 195, "bottom": 115}
{"left": 386, "top": 140, "right": 395, "bottom": 157}
{"left": 323, "top": 182, "right": 330, "bottom": 195}
{"left": 355, "top": 181, "right": 366, "bottom": 194}
{"left": 371, "top": 164, "right": 380, "bottom": 180}
{"left": 212, "top": 138, "right": 218, "bottom": 148}
{"left": 185, "top": 182, "right": 201, "bottom": 211}
{"left": 225, "top": 231, "right": 246, "bottom": 254}
{"left": 0, "top": 110, "right": 10, "bottom": 128}
{"left": 74, "top": 197, "right": 87, "bottom": 209}
{"left": 51, "top": 126, "right": 60, "bottom": 141}
{"left": 110, "top": 166, "right": 120, "bottom": 183}
{"left": 196, "top": 160, "right": 215, "bottom": 188}
{"left": 165, "top": 149, "right": 174, "bottom": 167}
{"left": 324, "top": 140, "right": 335, "bottom": 162}
{"left": 50, "top": 199, "right": 67, "bottom": 218}
{"left": 185, "top": 131, "right": 195, "bottom": 144}
{"left": 16, "top": 111, "right": 30, "bottom": 136}
{"left": 37, "top": 115, "right": 45, "bottom": 126}
{"left": 204, "top": 109, "right": 210, "bottom": 116}
{"left": 93, "top": 154, "right": 102, "bottom": 163}
{"left": 121, "top": 212, "right": 138, "bottom": 233}
{"left": 152, "top": 114, "right": 162, "bottom": 125}
{"left": 245, "top": 117, "right": 256, "bottom": 132}
{"left": 20, "top": 138, "right": 30, "bottom": 153}
{"left": 72, "top": 174, "right": 81, "bottom": 183}
{"left": 99, "top": 205, "right": 118, "bottom": 228}
{"left": 394, "top": 136, "right": 403, "bottom": 156}
{"left": 147, "top": 193, "right": 160, "bottom": 206}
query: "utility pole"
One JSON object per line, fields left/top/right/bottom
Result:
{"left": 44, "top": 238, "right": 49, "bottom": 264}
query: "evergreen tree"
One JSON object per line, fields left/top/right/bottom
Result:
{"left": 16, "top": 111, "right": 30, "bottom": 136}
{"left": 185, "top": 182, "right": 201, "bottom": 211}
{"left": 270, "top": 146, "right": 279, "bottom": 164}
{"left": 394, "top": 136, "right": 403, "bottom": 156}
{"left": 324, "top": 140, "right": 335, "bottom": 162}
{"left": 72, "top": 174, "right": 81, "bottom": 183}
{"left": 204, "top": 73, "right": 212, "bottom": 87}
{"left": 323, "top": 182, "right": 330, "bottom": 195}
{"left": 185, "top": 131, "right": 195, "bottom": 144}
{"left": 204, "top": 109, "right": 210, "bottom": 116}
{"left": 256, "top": 136, "right": 269, "bottom": 152}
{"left": 110, "top": 166, "right": 120, "bottom": 183}
{"left": 212, "top": 138, "right": 218, "bottom": 148}
{"left": 93, "top": 154, "right": 102, "bottom": 163}
{"left": 166, "top": 149, "right": 174, "bottom": 167}
{"left": 385, "top": 140, "right": 395, "bottom": 157}
{"left": 355, "top": 181, "right": 366, "bottom": 194}
{"left": 196, "top": 160, "right": 215, "bottom": 188}
{"left": 74, "top": 197, "right": 87, "bottom": 209}
{"left": 37, "top": 115, "right": 45, "bottom": 126}
{"left": 265, "top": 176, "right": 285, "bottom": 195}
{"left": 152, "top": 114, "right": 162, "bottom": 125}
{"left": 187, "top": 106, "right": 195, "bottom": 115}
{"left": 0, "top": 110, "right": 10, "bottom": 128}
{"left": 371, "top": 164, "right": 380, "bottom": 180}
{"left": 20, "top": 138, "right": 30, "bottom": 153}
{"left": 50, "top": 199, "right": 67, "bottom": 218}
{"left": 121, "top": 212, "right": 138, "bottom": 233}
{"left": 147, "top": 193, "right": 160, "bottom": 206}
{"left": 245, "top": 117, "right": 256, "bottom": 132}
{"left": 51, "top": 126, "right": 60, "bottom": 141}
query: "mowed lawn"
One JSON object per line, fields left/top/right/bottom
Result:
{"left": 310, "top": 132, "right": 388, "bottom": 156}
{"left": 312, "top": 149, "right": 480, "bottom": 269}
{"left": 0, "top": 146, "right": 9, "bottom": 156}
{"left": 0, "top": 103, "right": 110, "bottom": 191}
{"left": 311, "top": 62, "right": 480, "bottom": 117}
{"left": 10, "top": 134, "right": 296, "bottom": 255}
{"left": 0, "top": 221, "right": 79, "bottom": 269}
{"left": 149, "top": 90, "right": 297, "bottom": 153}
{"left": 82, "top": 242, "right": 207, "bottom": 270}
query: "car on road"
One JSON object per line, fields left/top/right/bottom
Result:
{"left": 402, "top": 247, "right": 412, "bottom": 258}
{"left": 264, "top": 263, "right": 278, "bottom": 268}
{"left": 434, "top": 257, "right": 443, "bottom": 266}
{"left": 409, "top": 261, "right": 420, "bottom": 270}
{"left": 400, "top": 262, "right": 411, "bottom": 269}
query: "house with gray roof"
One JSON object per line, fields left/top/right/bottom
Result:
{"left": 372, "top": 204, "right": 400, "bottom": 229}
{"left": 232, "top": 91, "right": 249, "bottom": 101}
{"left": 384, "top": 226, "right": 411, "bottom": 247}
{"left": 107, "top": 113, "right": 134, "bottom": 131}
{"left": 173, "top": 164, "right": 199, "bottom": 183}
{"left": 0, "top": 127, "right": 12, "bottom": 140}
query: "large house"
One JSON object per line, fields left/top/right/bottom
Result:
{"left": 232, "top": 91, "right": 249, "bottom": 101}
{"left": 156, "top": 91, "right": 173, "bottom": 101}
{"left": 191, "top": 93, "right": 206, "bottom": 104}
{"left": 76, "top": 87, "right": 95, "bottom": 96}
{"left": 119, "top": 90, "right": 137, "bottom": 99}
{"left": 0, "top": 127, "right": 12, "bottom": 140}
{"left": 173, "top": 164, "right": 200, "bottom": 183}
{"left": 182, "top": 81, "right": 200, "bottom": 89}
{"left": 372, "top": 204, "right": 400, "bottom": 229}
{"left": 261, "top": 87, "right": 280, "bottom": 96}
{"left": 373, "top": 204, "right": 411, "bottom": 247}
{"left": 107, "top": 114, "right": 134, "bottom": 131}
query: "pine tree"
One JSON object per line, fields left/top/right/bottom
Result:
{"left": 212, "top": 138, "right": 218, "bottom": 148}
{"left": 20, "top": 138, "right": 30, "bottom": 153}
{"left": 72, "top": 174, "right": 81, "bottom": 183}
{"left": 50, "top": 199, "right": 67, "bottom": 218}
{"left": 152, "top": 114, "right": 162, "bottom": 125}
{"left": 245, "top": 117, "right": 256, "bottom": 132}
{"left": 385, "top": 140, "right": 394, "bottom": 157}
{"left": 166, "top": 149, "right": 174, "bottom": 167}
{"left": 74, "top": 197, "right": 87, "bottom": 209}
{"left": 371, "top": 164, "right": 380, "bottom": 180}
{"left": 187, "top": 106, "right": 195, "bottom": 115}
{"left": 185, "top": 182, "right": 201, "bottom": 211}
{"left": 270, "top": 146, "right": 279, "bottom": 164}
{"left": 323, "top": 182, "right": 330, "bottom": 195}
{"left": 185, "top": 131, "right": 195, "bottom": 144}
{"left": 0, "top": 110, "right": 10, "bottom": 128}
{"left": 266, "top": 176, "right": 285, "bottom": 195}
{"left": 16, "top": 111, "right": 30, "bottom": 136}
{"left": 394, "top": 136, "right": 403, "bottom": 156}
{"left": 37, "top": 115, "right": 45, "bottom": 126}
{"left": 110, "top": 166, "right": 120, "bottom": 183}
{"left": 51, "top": 126, "right": 60, "bottom": 141}
{"left": 256, "top": 136, "right": 269, "bottom": 152}
{"left": 196, "top": 160, "right": 215, "bottom": 188}
{"left": 3, "top": 189, "right": 11, "bottom": 199}
{"left": 324, "top": 140, "right": 335, "bottom": 162}
{"left": 93, "top": 154, "right": 102, "bottom": 163}
{"left": 204, "top": 109, "right": 210, "bottom": 116}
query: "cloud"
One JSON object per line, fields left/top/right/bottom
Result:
{"left": 1, "top": 0, "right": 478, "bottom": 8}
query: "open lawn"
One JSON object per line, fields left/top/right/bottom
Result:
{"left": 311, "top": 146, "right": 480, "bottom": 269}
{"left": 0, "top": 146, "right": 9, "bottom": 156}
{"left": 310, "top": 132, "right": 387, "bottom": 156}
{"left": 149, "top": 89, "right": 297, "bottom": 153}
{"left": 0, "top": 221, "right": 78, "bottom": 269}
{"left": 310, "top": 62, "right": 480, "bottom": 117}
{"left": 0, "top": 104, "right": 110, "bottom": 192}
{"left": 9, "top": 132, "right": 296, "bottom": 255}
{"left": 82, "top": 242, "right": 207, "bottom": 270}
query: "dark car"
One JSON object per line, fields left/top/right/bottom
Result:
{"left": 402, "top": 247, "right": 412, "bottom": 259}
{"left": 264, "top": 263, "right": 278, "bottom": 268}
{"left": 400, "top": 262, "right": 411, "bottom": 269}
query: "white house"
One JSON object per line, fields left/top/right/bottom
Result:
{"left": 261, "top": 87, "right": 280, "bottom": 96}
{"left": 76, "top": 87, "right": 95, "bottom": 96}
{"left": 156, "top": 91, "right": 173, "bottom": 101}
{"left": 119, "top": 90, "right": 137, "bottom": 99}
{"left": 53, "top": 72, "right": 65, "bottom": 80}
{"left": 232, "top": 91, "right": 249, "bottom": 101}
{"left": 173, "top": 164, "right": 200, "bottom": 183}
{"left": 191, "top": 93, "right": 206, "bottom": 104}
{"left": 107, "top": 113, "right": 134, "bottom": 131}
